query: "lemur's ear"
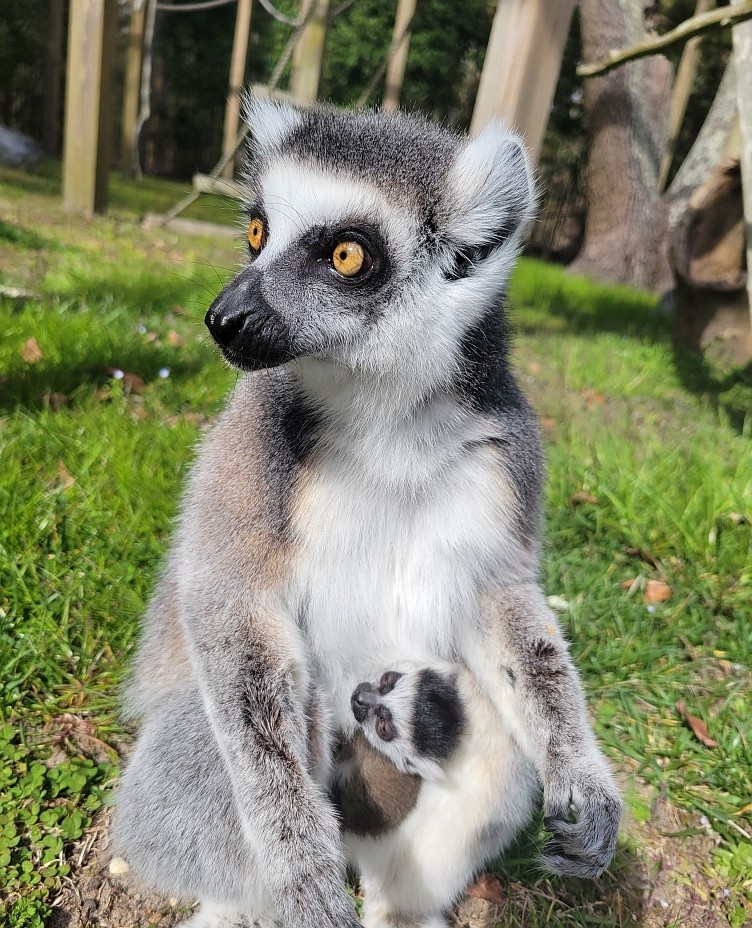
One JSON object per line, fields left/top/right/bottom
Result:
{"left": 444, "top": 121, "right": 535, "bottom": 255}
{"left": 242, "top": 92, "right": 302, "bottom": 152}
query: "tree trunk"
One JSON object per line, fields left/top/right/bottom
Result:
{"left": 666, "top": 57, "right": 738, "bottom": 229}
{"left": 570, "top": 0, "right": 673, "bottom": 291}
{"left": 121, "top": 1, "right": 145, "bottom": 179}
{"left": 670, "top": 136, "right": 751, "bottom": 366}
{"left": 731, "top": 0, "right": 752, "bottom": 323}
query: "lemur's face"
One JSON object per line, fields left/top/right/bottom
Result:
{"left": 205, "top": 99, "right": 534, "bottom": 385}
{"left": 350, "top": 668, "right": 465, "bottom": 780}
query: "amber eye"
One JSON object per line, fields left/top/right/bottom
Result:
{"left": 247, "top": 217, "right": 266, "bottom": 253}
{"left": 332, "top": 240, "right": 366, "bottom": 277}
{"left": 377, "top": 718, "right": 393, "bottom": 740}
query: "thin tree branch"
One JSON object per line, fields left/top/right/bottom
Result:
{"left": 157, "top": 0, "right": 236, "bottom": 11}
{"left": 577, "top": 0, "right": 752, "bottom": 78}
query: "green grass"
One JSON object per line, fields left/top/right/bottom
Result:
{"left": 0, "top": 162, "right": 750, "bottom": 927}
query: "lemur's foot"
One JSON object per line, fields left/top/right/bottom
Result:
{"left": 350, "top": 669, "right": 464, "bottom": 779}
{"left": 541, "top": 758, "right": 623, "bottom": 878}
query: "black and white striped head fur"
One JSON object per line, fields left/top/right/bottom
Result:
{"left": 206, "top": 97, "right": 535, "bottom": 407}
{"left": 350, "top": 668, "right": 465, "bottom": 780}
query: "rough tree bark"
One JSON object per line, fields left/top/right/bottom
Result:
{"left": 571, "top": 0, "right": 674, "bottom": 292}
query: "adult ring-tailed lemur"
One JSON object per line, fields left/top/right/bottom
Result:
{"left": 113, "top": 98, "right": 622, "bottom": 928}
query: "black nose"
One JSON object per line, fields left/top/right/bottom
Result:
{"left": 204, "top": 302, "right": 248, "bottom": 347}
{"left": 351, "top": 683, "right": 377, "bottom": 723}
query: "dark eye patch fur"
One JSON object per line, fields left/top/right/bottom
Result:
{"left": 411, "top": 669, "right": 466, "bottom": 760}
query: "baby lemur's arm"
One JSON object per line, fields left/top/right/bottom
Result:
{"left": 465, "top": 584, "right": 622, "bottom": 878}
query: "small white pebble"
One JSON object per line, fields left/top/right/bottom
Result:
{"left": 158, "top": 367, "right": 170, "bottom": 379}
{"left": 700, "top": 815, "right": 710, "bottom": 827}
{"left": 169, "top": 897, "right": 179, "bottom": 907}
{"left": 723, "top": 888, "right": 731, "bottom": 898}
{"left": 646, "top": 604, "right": 656, "bottom": 614}
{"left": 112, "top": 369, "right": 124, "bottom": 380}
{"left": 109, "top": 856, "right": 130, "bottom": 875}
{"left": 658, "top": 899, "right": 669, "bottom": 910}
{"left": 136, "top": 324, "right": 147, "bottom": 334}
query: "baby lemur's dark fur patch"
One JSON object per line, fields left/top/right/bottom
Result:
{"left": 412, "top": 669, "right": 465, "bottom": 760}
{"left": 331, "top": 732, "right": 420, "bottom": 837}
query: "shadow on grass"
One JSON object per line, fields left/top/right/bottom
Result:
{"left": 492, "top": 822, "right": 648, "bottom": 926}
{"left": 0, "top": 341, "right": 210, "bottom": 413}
{"left": 510, "top": 260, "right": 752, "bottom": 432}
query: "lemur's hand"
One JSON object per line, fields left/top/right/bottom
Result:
{"left": 541, "top": 751, "right": 623, "bottom": 879}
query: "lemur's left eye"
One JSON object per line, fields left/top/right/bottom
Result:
{"left": 332, "top": 241, "right": 370, "bottom": 277}
{"left": 247, "top": 217, "right": 266, "bottom": 254}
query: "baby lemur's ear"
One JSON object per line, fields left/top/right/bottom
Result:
{"left": 443, "top": 121, "right": 535, "bottom": 259}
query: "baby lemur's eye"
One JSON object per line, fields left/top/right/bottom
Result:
{"left": 247, "top": 217, "right": 267, "bottom": 254}
{"left": 331, "top": 240, "right": 371, "bottom": 278}
{"left": 376, "top": 707, "right": 395, "bottom": 741}
{"left": 378, "top": 671, "right": 402, "bottom": 694}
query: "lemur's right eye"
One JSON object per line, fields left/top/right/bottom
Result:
{"left": 247, "top": 217, "right": 267, "bottom": 254}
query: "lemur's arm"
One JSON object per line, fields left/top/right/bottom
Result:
{"left": 464, "top": 584, "right": 622, "bottom": 878}
{"left": 183, "top": 594, "right": 358, "bottom": 928}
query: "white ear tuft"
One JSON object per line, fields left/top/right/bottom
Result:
{"left": 242, "top": 92, "right": 302, "bottom": 152}
{"left": 446, "top": 120, "right": 536, "bottom": 248}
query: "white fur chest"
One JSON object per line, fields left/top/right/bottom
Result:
{"left": 288, "top": 408, "right": 523, "bottom": 728}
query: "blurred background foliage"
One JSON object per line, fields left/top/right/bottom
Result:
{"left": 0, "top": 0, "right": 733, "bottom": 232}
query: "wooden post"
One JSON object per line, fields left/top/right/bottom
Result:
{"left": 42, "top": 0, "right": 66, "bottom": 156}
{"left": 121, "top": 1, "right": 146, "bottom": 179}
{"left": 470, "top": 0, "right": 576, "bottom": 163}
{"left": 221, "top": 0, "right": 254, "bottom": 178}
{"left": 382, "top": 0, "right": 417, "bottom": 112}
{"left": 290, "top": 0, "right": 330, "bottom": 105}
{"left": 731, "top": 0, "right": 752, "bottom": 322}
{"left": 63, "top": 0, "right": 118, "bottom": 215}
{"left": 659, "top": 0, "right": 714, "bottom": 190}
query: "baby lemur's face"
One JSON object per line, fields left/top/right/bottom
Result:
{"left": 350, "top": 668, "right": 465, "bottom": 780}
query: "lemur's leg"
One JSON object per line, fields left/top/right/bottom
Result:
{"left": 464, "top": 584, "right": 623, "bottom": 877}
{"left": 113, "top": 684, "right": 279, "bottom": 927}
{"left": 172, "top": 592, "right": 355, "bottom": 928}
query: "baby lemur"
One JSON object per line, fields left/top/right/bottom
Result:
{"left": 335, "top": 668, "right": 466, "bottom": 837}
{"left": 113, "top": 97, "right": 623, "bottom": 928}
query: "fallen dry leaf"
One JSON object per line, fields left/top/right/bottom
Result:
{"left": 145, "top": 331, "right": 160, "bottom": 343}
{"left": 676, "top": 700, "right": 718, "bottom": 748}
{"left": 622, "top": 578, "right": 640, "bottom": 592}
{"left": 465, "top": 873, "right": 504, "bottom": 906}
{"left": 582, "top": 387, "right": 607, "bottom": 407}
{"left": 644, "top": 579, "right": 672, "bottom": 604}
{"left": 624, "top": 546, "right": 661, "bottom": 569}
{"left": 571, "top": 491, "right": 599, "bottom": 506}
{"left": 21, "top": 336, "right": 43, "bottom": 363}
{"left": 56, "top": 461, "right": 76, "bottom": 490}
{"left": 42, "top": 390, "right": 69, "bottom": 411}
{"left": 107, "top": 368, "right": 146, "bottom": 395}
{"left": 167, "top": 329, "right": 185, "bottom": 348}
{"left": 540, "top": 416, "right": 556, "bottom": 433}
